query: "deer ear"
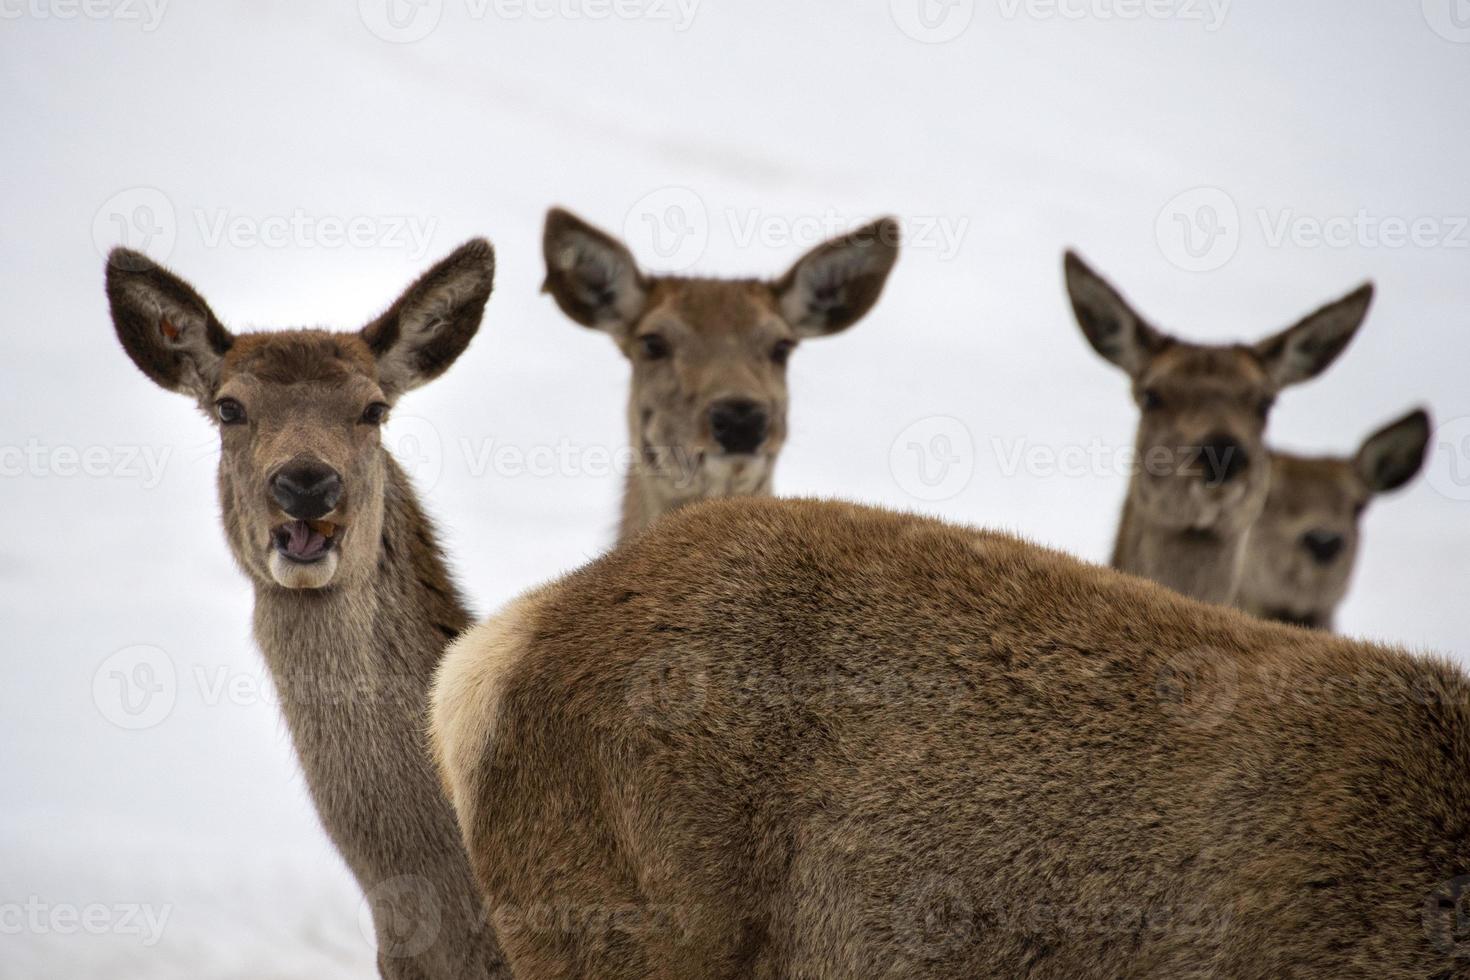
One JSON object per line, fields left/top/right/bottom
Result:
{"left": 541, "top": 207, "right": 647, "bottom": 333}
{"left": 1063, "top": 251, "right": 1167, "bottom": 378}
{"left": 1254, "top": 283, "right": 1371, "bottom": 390}
{"left": 106, "top": 249, "right": 234, "bottom": 404}
{"left": 361, "top": 238, "right": 495, "bottom": 399}
{"left": 1355, "top": 408, "right": 1430, "bottom": 494}
{"left": 773, "top": 217, "right": 899, "bottom": 338}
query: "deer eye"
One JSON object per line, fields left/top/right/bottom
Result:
{"left": 215, "top": 398, "right": 247, "bottom": 425}
{"left": 638, "top": 334, "right": 671, "bottom": 361}
{"left": 1256, "top": 396, "right": 1276, "bottom": 419}
{"left": 1141, "top": 389, "right": 1164, "bottom": 411}
{"left": 771, "top": 340, "right": 796, "bottom": 366}
{"left": 361, "top": 402, "right": 390, "bottom": 425}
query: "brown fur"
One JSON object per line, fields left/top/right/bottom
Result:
{"left": 1239, "top": 409, "right": 1431, "bottom": 630}
{"left": 106, "top": 244, "right": 508, "bottom": 979}
{"left": 541, "top": 207, "right": 899, "bottom": 541}
{"left": 1065, "top": 251, "right": 1372, "bottom": 604}
{"left": 434, "top": 496, "right": 1470, "bottom": 978}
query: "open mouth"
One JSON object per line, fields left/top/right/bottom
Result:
{"left": 271, "top": 519, "right": 341, "bottom": 564}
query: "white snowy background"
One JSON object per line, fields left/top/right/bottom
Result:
{"left": 3, "top": 0, "right": 1469, "bottom": 975}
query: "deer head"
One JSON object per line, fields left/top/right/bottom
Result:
{"left": 1240, "top": 408, "right": 1430, "bottom": 629}
{"left": 541, "top": 207, "right": 898, "bottom": 532}
{"left": 1065, "top": 251, "right": 1371, "bottom": 537}
{"left": 106, "top": 240, "right": 495, "bottom": 591}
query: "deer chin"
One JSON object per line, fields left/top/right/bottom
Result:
{"left": 1137, "top": 477, "right": 1257, "bottom": 533}
{"left": 698, "top": 452, "right": 775, "bottom": 497}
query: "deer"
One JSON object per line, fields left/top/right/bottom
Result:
{"left": 1064, "top": 251, "right": 1372, "bottom": 605}
{"left": 1237, "top": 408, "right": 1431, "bottom": 631}
{"left": 431, "top": 495, "right": 1470, "bottom": 978}
{"left": 105, "top": 242, "right": 508, "bottom": 979}
{"left": 540, "top": 206, "right": 899, "bottom": 542}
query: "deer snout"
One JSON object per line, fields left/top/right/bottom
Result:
{"left": 709, "top": 398, "right": 770, "bottom": 455}
{"left": 1193, "top": 433, "right": 1250, "bottom": 486}
{"left": 270, "top": 461, "right": 343, "bottom": 520}
{"left": 1301, "top": 529, "right": 1346, "bottom": 565}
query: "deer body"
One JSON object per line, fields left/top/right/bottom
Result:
{"left": 107, "top": 244, "right": 507, "bottom": 978}
{"left": 541, "top": 208, "right": 899, "bottom": 541}
{"left": 433, "top": 497, "right": 1470, "bottom": 978}
{"left": 1064, "top": 252, "right": 1371, "bottom": 604}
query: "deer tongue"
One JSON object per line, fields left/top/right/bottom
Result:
{"left": 280, "top": 520, "right": 329, "bottom": 561}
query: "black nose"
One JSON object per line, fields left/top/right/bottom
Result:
{"left": 1193, "top": 433, "right": 1249, "bottom": 486}
{"left": 1301, "top": 529, "right": 1345, "bottom": 564}
{"left": 270, "top": 461, "right": 343, "bottom": 520}
{"left": 709, "top": 398, "right": 770, "bottom": 455}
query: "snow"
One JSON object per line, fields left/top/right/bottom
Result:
{"left": 3, "top": 1, "right": 1469, "bottom": 974}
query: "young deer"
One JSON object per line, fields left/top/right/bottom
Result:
{"left": 432, "top": 496, "right": 1470, "bottom": 978}
{"left": 1237, "top": 408, "right": 1431, "bottom": 630}
{"left": 106, "top": 244, "right": 507, "bottom": 979}
{"left": 541, "top": 207, "right": 899, "bottom": 541}
{"left": 1064, "top": 252, "right": 1371, "bottom": 604}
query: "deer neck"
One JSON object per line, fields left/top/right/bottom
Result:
{"left": 1111, "top": 484, "right": 1250, "bottom": 605}
{"left": 617, "top": 411, "right": 775, "bottom": 543}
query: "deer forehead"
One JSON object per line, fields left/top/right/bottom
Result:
{"left": 1267, "top": 455, "right": 1363, "bottom": 515}
{"left": 220, "top": 330, "right": 379, "bottom": 387}
{"left": 641, "top": 278, "right": 790, "bottom": 340}
{"left": 1142, "top": 344, "right": 1270, "bottom": 395}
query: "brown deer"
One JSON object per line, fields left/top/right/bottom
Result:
{"left": 432, "top": 495, "right": 1470, "bottom": 978}
{"left": 1064, "top": 251, "right": 1371, "bottom": 604}
{"left": 106, "top": 243, "right": 507, "bottom": 979}
{"left": 541, "top": 206, "right": 899, "bottom": 541}
{"left": 1237, "top": 408, "right": 1431, "bottom": 630}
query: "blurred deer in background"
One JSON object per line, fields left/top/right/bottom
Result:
{"left": 107, "top": 243, "right": 508, "bottom": 980}
{"left": 1237, "top": 408, "right": 1430, "bottom": 630}
{"left": 541, "top": 207, "right": 899, "bottom": 541}
{"left": 1064, "top": 251, "right": 1371, "bottom": 604}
